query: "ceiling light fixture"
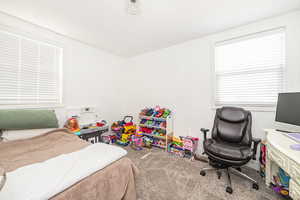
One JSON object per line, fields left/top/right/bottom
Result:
{"left": 127, "top": 0, "right": 140, "bottom": 15}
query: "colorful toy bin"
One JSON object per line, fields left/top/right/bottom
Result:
{"left": 111, "top": 116, "right": 137, "bottom": 146}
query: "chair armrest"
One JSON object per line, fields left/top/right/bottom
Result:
{"left": 251, "top": 137, "right": 261, "bottom": 160}
{"left": 200, "top": 128, "right": 209, "bottom": 141}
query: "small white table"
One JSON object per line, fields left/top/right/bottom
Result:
{"left": 265, "top": 129, "right": 300, "bottom": 199}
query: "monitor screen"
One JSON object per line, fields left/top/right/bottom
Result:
{"left": 275, "top": 92, "right": 300, "bottom": 126}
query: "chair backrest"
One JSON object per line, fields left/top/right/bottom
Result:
{"left": 212, "top": 107, "right": 252, "bottom": 146}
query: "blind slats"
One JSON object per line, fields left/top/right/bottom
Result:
{"left": 215, "top": 29, "right": 285, "bottom": 106}
{"left": 0, "top": 30, "right": 62, "bottom": 105}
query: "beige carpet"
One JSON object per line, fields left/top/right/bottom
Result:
{"left": 124, "top": 146, "right": 283, "bottom": 200}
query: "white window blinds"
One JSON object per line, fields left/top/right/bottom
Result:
{"left": 0, "top": 30, "right": 62, "bottom": 106}
{"left": 214, "top": 29, "right": 285, "bottom": 106}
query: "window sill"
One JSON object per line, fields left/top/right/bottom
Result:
{"left": 211, "top": 105, "right": 276, "bottom": 112}
{"left": 0, "top": 104, "right": 65, "bottom": 110}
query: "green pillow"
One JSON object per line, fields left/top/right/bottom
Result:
{"left": 0, "top": 109, "right": 58, "bottom": 130}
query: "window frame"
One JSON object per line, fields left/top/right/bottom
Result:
{"left": 0, "top": 24, "right": 64, "bottom": 109}
{"left": 212, "top": 27, "right": 287, "bottom": 111}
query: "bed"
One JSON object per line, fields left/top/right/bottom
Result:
{"left": 0, "top": 110, "right": 138, "bottom": 200}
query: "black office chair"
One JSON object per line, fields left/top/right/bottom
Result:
{"left": 200, "top": 107, "right": 261, "bottom": 194}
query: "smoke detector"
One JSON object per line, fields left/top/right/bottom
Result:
{"left": 127, "top": 0, "right": 140, "bottom": 15}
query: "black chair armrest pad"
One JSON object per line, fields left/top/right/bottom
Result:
{"left": 200, "top": 128, "right": 209, "bottom": 141}
{"left": 201, "top": 128, "right": 209, "bottom": 132}
{"left": 252, "top": 137, "right": 261, "bottom": 144}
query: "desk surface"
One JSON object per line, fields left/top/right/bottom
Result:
{"left": 265, "top": 129, "right": 300, "bottom": 164}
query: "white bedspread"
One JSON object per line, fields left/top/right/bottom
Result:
{"left": 0, "top": 143, "right": 127, "bottom": 200}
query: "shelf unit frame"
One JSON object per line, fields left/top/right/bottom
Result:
{"left": 139, "top": 113, "right": 174, "bottom": 151}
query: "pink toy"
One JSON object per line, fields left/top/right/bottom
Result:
{"left": 131, "top": 135, "right": 143, "bottom": 150}
{"left": 180, "top": 136, "right": 199, "bottom": 158}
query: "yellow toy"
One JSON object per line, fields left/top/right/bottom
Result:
{"left": 172, "top": 136, "right": 183, "bottom": 146}
{"left": 124, "top": 125, "right": 137, "bottom": 134}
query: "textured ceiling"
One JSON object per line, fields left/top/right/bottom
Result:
{"left": 0, "top": 0, "right": 299, "bottom": 57}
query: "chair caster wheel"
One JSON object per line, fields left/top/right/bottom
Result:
{"left": 226, "top": 186, "right": 233, "bottom": 194}
{"left": 200, "top": 171, "right": 206, "bottom": 176}
{"left": 252, "top": 183, "right": 259, "bottom": 190}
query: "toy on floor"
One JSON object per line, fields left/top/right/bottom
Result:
{"left": 180, "top": 136, "right": 199, "bottom": 159}
{"left": 168, "top": 136, "right": 184, "bottom": 157}
{"left": 143, "top": 136, "right": 153, "bottom": 148}
{"left": 101, "top": 135, "right": 117, "bottom": 144}
{"left": 112, "top": 116, "right": 141, "bottom": 148}
{"left": 131, "top": 132, "right": 143, "bottom": 151}
{"left": 116, "top": 133, "right": 131, "bottom": 146}
{"left": 152, "top": 139, "right": 166, "bottom": 149}
{"left": 271, "top": 167, "right": 291, "bottom": 199}
{"left": 259, "top": 141, "right": 266, "bottom": 177}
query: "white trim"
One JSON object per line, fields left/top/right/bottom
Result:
{"left": 215, "top": 27, "right": 285, "bottom": 47}
{"left": 0, "top": 23, "right": 65, "bottom": 49}
{"left": 211, "top": 105, "right": 276, "bottom": 112}
{"left": 0, "top": 104, "right": 65, "bottom": 110}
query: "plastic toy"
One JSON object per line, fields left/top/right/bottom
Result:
{"left": 139, "top": 127, "right": 153, "bottom": 134}
{"left": 162, "top": 109, "right": 171, "bottom": 118}
{"left": 116, "top": 134, "right": 130, "bottom": 146}
{"left": 270, "top": 167, "right": 291, "bottom": 198}
{"left": 154, "top": 121, "right": 161, "bottom": 127}
{"left": 172, "top": 136, "right": 183, "bottom": 146}
{"left": 101, "top": 135, "right": 117, "bottom": 144}
{"left": 64, "top": 117, "right": 80, "bottom": 133}
{"left": 146, "top": 108, "right": 154, "bottom": 116}
{"left": 155, "top": 109, "right": 165, "bottom": 118}
{"left": 131, "top": 134, "right": 143, "bottom": 151}
{"left": 140, "top": 119, "right": 147, "bottom": 124}
{"left": 168, "top": 143, "right": 184, "bottom": 157}
{"left": 96, "top": 120, "right": 107, "bottom": 127}
{"left": 146, "top": 120, "right": 154, "bottom": 126}
{"left": 124, "top": 125, "right": 136, "bottom": 134}
{"left": 259, "top": 142, "right": 266, "bottom": 177}
{"left": 143, "top": 137, "right": 153, "bottom": 148}
{"left": 180, "top": 136, "right": 199, "bottom": 158}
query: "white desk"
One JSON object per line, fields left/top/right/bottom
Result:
{"left": 265, "top": 129, "right": 300, "bottom": 200}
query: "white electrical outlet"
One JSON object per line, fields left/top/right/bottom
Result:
{"left": 81, "top": 107, "right": 95, "bottom": 113}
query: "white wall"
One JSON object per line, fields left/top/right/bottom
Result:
{"left": 0, "top": 12, "right": 124, "bottom": 126}
{"left": 1, "top": 9, "right": 300, "bottom": 169}
{"left": 118, "top": 11, "right": 300, "bottom": 168}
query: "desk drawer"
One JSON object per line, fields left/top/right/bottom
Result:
{"left": 268, "top": 145, "right": 288, "bottom": 170}
{"left": 290, "top": 180, "right": 300, "bottom": 200}
{"left": 289, "top": 161, "right": 300, "bottom": 184}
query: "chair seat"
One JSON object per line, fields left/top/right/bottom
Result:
{"left": 204, "top": 139, "right": 252, "bottom": 161}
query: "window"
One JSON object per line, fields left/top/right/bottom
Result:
{"left": 214, "top": 28, "right": 285, "bottom": 106}
{"left": 0, "top": 30, "right": 62, "bottom": 106}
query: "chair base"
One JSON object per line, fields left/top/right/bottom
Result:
{"left": 200, "top": 166, "right": 259, "bottom": 194}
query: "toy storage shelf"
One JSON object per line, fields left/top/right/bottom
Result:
{"left": 139, "top": 108, "right": 174, "bottom": 152}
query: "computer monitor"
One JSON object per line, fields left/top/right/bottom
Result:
{"left": 275, "top": 92, "right": 300, "bottom": 133}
